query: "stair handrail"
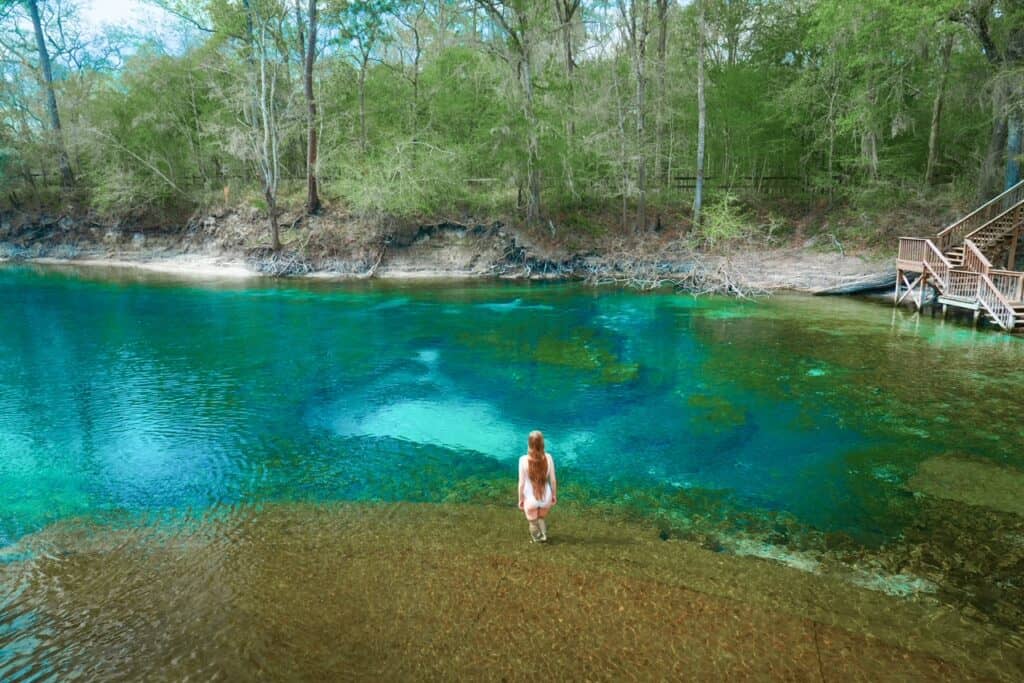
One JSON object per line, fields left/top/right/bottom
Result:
{"left": 989, "top": 269, "right": 1024, "bottom": 302}
{"left": 922, "top": 239, "right": 951, "bottom": 290}
{"left": 962, "top": 239, "right": 992, "bottom": 276}
{"left": 946, "top": 269, "right": 979, "bottom": 299}
{"left": 963, "top": 201, "right": 1024, "bottom": 246}
{"left": 937, "top": 179, "right": 1024, "bottom": 251}
{"left": 897, "top": 236, "right": 928, "bottom": 263}
{"left": 977, "top": 272, "right": 1017, "bottom": 330}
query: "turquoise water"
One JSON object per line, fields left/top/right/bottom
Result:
{"left": 1, "top": 264, "right": 1023, "bottom": 552}
{"left": 5, "top": 263, "right": 1024, "bottom": 679}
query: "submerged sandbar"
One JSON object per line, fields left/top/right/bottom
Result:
{"left": 910, "top": 455, "right": 1024, "bottom": 517}
{"left": 2, "top": 503, "right": 1018, "bottom": 680}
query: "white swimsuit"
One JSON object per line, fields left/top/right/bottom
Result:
{"left": 519, "top": 454, "right": 553, "bottom": 510}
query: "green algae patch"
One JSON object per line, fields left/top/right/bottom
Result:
{"left": 699, "top": 306, "right": 755, "bottom": 320}
{"left": 535, "top": 331, "right": 640, "bottom": 383}
{"left": 690, "top": 301, "right": 1024, "bottom": 462}
{"left": 909, "top": 455, "right": 1024, "bottom": 517}
{"left": 685, "top": 393, "right": 748, "bottom": 432}
{"left": 458, "top": 328, "right": 639, "bottom": 383}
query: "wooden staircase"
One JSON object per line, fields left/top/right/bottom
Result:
{"left": 897, "top": 180, "right": 1024, "bottom": 332}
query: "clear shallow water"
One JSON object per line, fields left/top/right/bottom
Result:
{"left": 2, "top": 266, "right": 1024, "bottom": 610}
{"left": 1, "top": 264, "right": 1023, "bottom": 544}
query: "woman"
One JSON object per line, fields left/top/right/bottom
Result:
{"left": 517, "top": 430, "right": 557, "bottom": 543}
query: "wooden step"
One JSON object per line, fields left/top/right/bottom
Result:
{"left": 1012, "top": 305, "right": 1024, "bottom": 331}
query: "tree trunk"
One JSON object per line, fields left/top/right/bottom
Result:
{"left": 409, "top": 21, "right": 422, "bottom": 173}
{"left": 1003, "top": 27, "right": 1024, "bottom": 190}
{"left": 925, "top": 33, "right": 953, "bottom": 185}
{"left": 186, "top": 71, "right": 208, "bottom": 186}
{"left": 620, "top": 0, "right": 650, "bottom": 232}
{"left": 26, "top": 0, "right": 73, "bottom": 190}
{"left": 242, "top": 0, "right": 260, "bottom": 134}
{"left": 293, "top": 0, "right": 307, "bottom": 193}
{"left": 359, "top": 63, "right": 368, "bottom": 156}
{"left": 655, "top": 0, "right": 669, "bottom": 188}
{"left": 305, "top": 0, "right": 320, "bottom": 214}
{"left": 266, "top": 188, "right": 281, "bottom": 251}
{"left": 861, "top": 129, "right": 879, "bottom": 179}
{"left": 635, "top": 50, "right": 646, "bottom": 232}
{"left": 1006, "top": 113, "right": 1022, "bottom": 189}
{"left": 473, "top": 1, "right": 541, "bottom": 223}
{"left": 521, "top": 50, "right": 541, "bottom": 224}
{"left": 555, "top": 1, "right": 577, "bottom": 79}
{"left": 613, "top": 70, "right": 629, "bottom": 231}
{"left": 555, "top": 1, "right": 578, "bottom": 197}
{"left": 693, "top": 2, "right": 707, "bottom": 228}
{"left": 980, "top": 81, "right": 1010, "bottom": 199}
{"left": 254, "top": 18, "right": 281, "bottom": 251}
{"left": 294, "top": 0, "right": 306, "bottom": 69}
{"left": 861, "top": 85, "right": 879, "bottom": 180}
{"left": 964, "top": 9, "right": 1024, "bottom": 199}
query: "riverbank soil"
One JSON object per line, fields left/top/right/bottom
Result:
{"left": 0, "top": 208, "right": 893, "bottom": 291}
{"left": 3, "top": 503, "right": 1018, "bottom": 680}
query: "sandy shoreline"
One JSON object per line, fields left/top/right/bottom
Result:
{"left": 2, "top": 248, "right": 894, "bottom": 292}
{"left": 2, "top": 254, "right": 502, "bottom": 282}
{"left": 23, "top": 255, "right": 260, "bottom": 279}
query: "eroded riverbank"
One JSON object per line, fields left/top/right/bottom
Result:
{"left": 0, "top": 210, "right": 891, "bottom": 291}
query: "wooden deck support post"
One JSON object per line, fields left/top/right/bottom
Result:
{"left": 896, "top": 271, "right": 927, "bottom": 309}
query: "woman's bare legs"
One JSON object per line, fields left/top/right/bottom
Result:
{"left": 524, "top": 506, "right": 544, "bottom": 542}
{"left": 536, "top": 507, "right": 549, "bottom": 541}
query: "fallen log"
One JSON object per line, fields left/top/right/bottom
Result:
{"left": 814, "top": 271, "right": 896, "bottom": 296}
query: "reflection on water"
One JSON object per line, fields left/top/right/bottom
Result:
{"left": 1, "top": 264, "right": 1023, "bottom": 676}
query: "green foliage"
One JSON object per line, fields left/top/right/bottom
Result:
{"left": 699, "top": 192, "right": 752, "bottom": 246}
{"left": 0, "top": 0, "right": 1019, "bottom": 237}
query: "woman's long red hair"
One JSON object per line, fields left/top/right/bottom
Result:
{"left": 527, "top": 431, "right": 548, "bottom": 499}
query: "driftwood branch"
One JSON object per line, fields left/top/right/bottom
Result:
{"left": 576, "top": 239, "right": 765, "bottom": 297}
{"left": 580, "top": 258, "right": 765, "bottom": 297}
{"left": 361, "top": 235, "right": 391, "bottom": 279}
{"left": 486, "top": 234, "right": 766, "bottom": 298}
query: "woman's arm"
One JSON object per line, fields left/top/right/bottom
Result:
{"left": 548, "top": 454, "right": 557, "bottom": 505}
{"left": 517, "top": 458, "right": 525, "bottom": 509}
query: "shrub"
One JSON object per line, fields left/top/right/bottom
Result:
{"left": 699, "top": 192, "right": 753, "bottom": 246}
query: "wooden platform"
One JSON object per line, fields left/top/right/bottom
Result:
{"left": 896, "top": 181, "right": 1024, "bottom": 332}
